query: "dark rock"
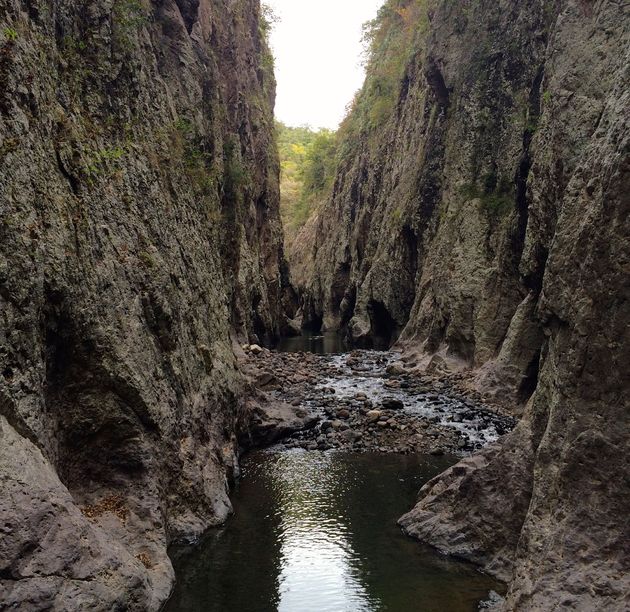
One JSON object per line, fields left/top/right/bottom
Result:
{"left": 382, "top": 398, "right": 404, "bottom": 410}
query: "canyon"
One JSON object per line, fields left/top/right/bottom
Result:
{"left": 0, "top": 0, "right": 628, "bottom": 611}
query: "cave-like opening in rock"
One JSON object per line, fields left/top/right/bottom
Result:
{"left": 367, "top": 299, "right": 398, "bottom": 350}
{"left": 518, "top": 350, "right": 541, "bottom": 403}
{"left": 303, "top": 312, "right": 323, "bottom": 334}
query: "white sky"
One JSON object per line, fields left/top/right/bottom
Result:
{"left": 265, "top": 0, "right": 384, "bottom": 130}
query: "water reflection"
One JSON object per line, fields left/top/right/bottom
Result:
{"left": 164, "top": 451, "right": 505, "bottom": 612}
{"left": 274, "top": 331, "right": 347, "bottom": 354}
{"left": 269, "top": 452, "right": 377, "bottom": 611}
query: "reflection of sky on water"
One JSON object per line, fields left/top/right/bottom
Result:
{"left": 278, "top": 537, "right": 373, "bottom": 612}
{"left": 269, "top": 451, "right": 378, "bottom": 612}
{"left": 164, "top": 450, "right": 505, "bottom": 612}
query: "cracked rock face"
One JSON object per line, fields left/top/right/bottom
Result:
{"left": 0, "top": 0, "right": 287, "bottom": 608}
{"left": 299, "top": 0, "right": 630, "bottom": 609}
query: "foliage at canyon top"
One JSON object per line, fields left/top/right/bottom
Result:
{"left": 277, "top": 0, "right": 422, "bottom": 254}
{"left": 341, "top": 0, "right": 428, "bottom": 143}
{"left": 277, "top": 122, "right": 337, "bottom": 247}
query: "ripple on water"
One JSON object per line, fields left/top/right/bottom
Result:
{"left": 165, "top": 450, "right": 505, "bottom": 612}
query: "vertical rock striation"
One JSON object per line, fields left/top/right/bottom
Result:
{"left": 302, "top": 0, "right": 630, "bottom": 608}
{"left": 0, "top": 0, "right": 288, "bottom": 608}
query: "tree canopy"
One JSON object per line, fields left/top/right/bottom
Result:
{"left": 277, "top": 122, "right": 337, "bottom": 246}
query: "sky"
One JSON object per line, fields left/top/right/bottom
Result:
{"left": 265, "top": 0, "right": 384, "bottom": 130}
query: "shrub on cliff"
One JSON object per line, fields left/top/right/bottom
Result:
{"left": 338, "top": 0, "right": 428, "bottom": 153}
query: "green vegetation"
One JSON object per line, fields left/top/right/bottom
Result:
{"left": 0, "top": 137, "right": 19, "bottom": 158}
{"left": 277, "top": 122, "right": 337, "bottom": 244}
{"left": 170, "top": 117, "right": 223, "bottom": 205}
{"left": 301, "top": 130, "right": 337, "bottom": 195}
{"left": 3, "top": 27, "right": 18, "bottom": 41}
{"left": 113, "top": 0, "right": 149, "bottom": 50}
{"left": 260, "top": 3, "right": 278, "bottom": 44}
{"left": 84, "top": 146, "right": 126, "bottom": 179}
{"left": 459, "top": 174, "right": 514, "bottom": 218}
{"left": 62, "top": 36, "right": 87, "bottom": 53}
{"left": 337, "top": 0, "right": 428, "bottom": 153}
{"left": 138, "top": 250, "right": 156, "bottom": 268}
{"left": 259, "top": 4, "right": 278, "bottom": 77}
{"left": 58, "top": 35, "right": 96, "bottom": 92}
{"left": 223, "top": 138, "right": 250, "bottom": 198}
{"left": 391, "top": 206, "right": 404, "bottom": 226}
{"left": 113, "top": 0, "right": 149, "bottom": 30}
{"left": 525, "top": 116, "right": 539, "bottom": 135}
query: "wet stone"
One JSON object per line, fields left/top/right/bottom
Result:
{"left": 382, "top": 398, "right": 404, "bottom": 410}
{"left": 252, "top": 347, "right": 515, "bottom": 456}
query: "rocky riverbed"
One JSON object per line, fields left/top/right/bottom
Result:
{"left": 241, "top": 345, "right": 516, "bottom": 456}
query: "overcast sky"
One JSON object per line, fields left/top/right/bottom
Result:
{"left": 265, "top": 0, "right": 384, "bottom": 130}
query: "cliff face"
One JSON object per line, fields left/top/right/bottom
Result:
{"left": 304, "top": 0, "right": 629, "bottom": 608}
{"left": 307, "top": 0, "right": 550, "bottom": 366}
{"left": 0, "top": 0, "right": 287, "bottom": 608}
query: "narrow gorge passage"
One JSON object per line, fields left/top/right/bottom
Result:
{"left": 1, "top": 0, "right": 627, "bottom": 610}
{"left": 165, "top": 339, "right": 513, "bottom": 611}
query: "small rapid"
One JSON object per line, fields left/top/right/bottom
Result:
{"left": 264, "top": 345, "right": 515, "bottom": 454}
{"left": 315, "top": 352, "right": 514, "bottom": 448}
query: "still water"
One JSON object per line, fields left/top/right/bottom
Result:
{"left": 275, "top": 331, "right": 347, "bottom": 354}
{"left": 165, "top": 451, "right": 503, "bottom": 612}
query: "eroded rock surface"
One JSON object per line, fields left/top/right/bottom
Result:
{"left": 0, "top": 0, "right": 288, "bottom": 608}
{"left": 297, "top": 0, "right": 630, "bottom": 609}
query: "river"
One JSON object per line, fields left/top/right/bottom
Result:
{"left": 164, "top": 336, "right": 505, "bottom": 611}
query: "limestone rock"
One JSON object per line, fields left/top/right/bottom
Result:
{"left": 366, "top": 410, "right": 382, "bottom": 423}
{"left": 249, "top": 344, "right": 264, "bottom": 356}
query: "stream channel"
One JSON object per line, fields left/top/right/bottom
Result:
{"left": 164, "top": 334, "right": 506, "bottom": 611}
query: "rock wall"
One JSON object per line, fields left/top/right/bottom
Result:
{"left": 307, "top": 0, "right": 551, "bottom": 367}
{"left": 303, "top": 0, "right": 630, "bottom": 609}
{"left": 0, "top": 0, "right": 288, "bottom": 608}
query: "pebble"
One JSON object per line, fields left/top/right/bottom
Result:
{"left": 366, "top": 410, "right": 382, "bottom": 423}
{"left": 247, "top": 346, "right": 516, "bottom": 455}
